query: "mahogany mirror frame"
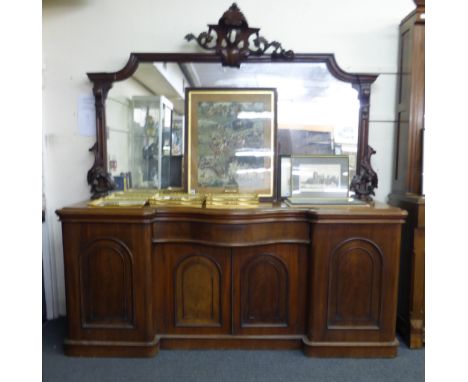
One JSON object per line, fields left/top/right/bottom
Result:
{"left": 86, "top": 3, "right": 378, "bottom": 202}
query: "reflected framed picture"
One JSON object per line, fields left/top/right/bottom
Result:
{"left": 290, "top": 155, "right": 349, "bottom": 198}
{"left": 186, "top": 88, "right": 277, "bottom": 200}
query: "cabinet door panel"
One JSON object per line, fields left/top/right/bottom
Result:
{"left": 62, "top": 221, "right": 153, "bottom": 345}
{"left": 80, "top": 239, "right": 134, "bottom": 328}
{"left": 157, "top": 244, "right": 231, "bottom": 334}
{"left": 241, "top": 254, "right": 288, "bottom": 326}
{"left": 327, "top": 239, "right": 382, "bottom": 328}
{"left": 233, "top": 244, "right": 307, "bottom": 335}
{"left": 309, "top": 224, "right": 400, "bottom": 343}
{"left": 175, "top": 255, "right": 221, "bottom": 326}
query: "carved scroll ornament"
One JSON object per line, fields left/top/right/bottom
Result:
{"left": 185, "top": 3, "right": 293, "bottom": 67}
{"left": 87, "top": 142, "right": 116, "bottom": 199}
{"left": 350, "top": 145, "right": 378, "bottom": 201}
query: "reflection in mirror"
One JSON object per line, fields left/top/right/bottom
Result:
{"left": 106, "top": 61, "right": 360, "bottom": 192}
{"left": 107, "top": 62, "right": 186, "bottom": 190}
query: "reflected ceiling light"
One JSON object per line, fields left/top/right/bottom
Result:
{"left": 235, "top": 149, "right": 272, "bottom": 157}
{"left": 237, "top": 111, "right": 272, "bottom": 119}
{"left": 236, "top": 168, "right": 271, "bottom": 174}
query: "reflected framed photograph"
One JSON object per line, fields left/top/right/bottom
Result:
{"left": 290, "top": 155, "right": 349, "bottom": 198}
{"left": 186, "top": 88, "right": 277, "bottom": 200}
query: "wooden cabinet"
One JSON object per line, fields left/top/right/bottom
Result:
{"left": 389, "top": 0, "right": 425, "bottom": 349}
{"left": 57, "top": 203, "right": 406, "bottom": 357}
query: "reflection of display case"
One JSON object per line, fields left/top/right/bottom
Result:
{"left": 166, "top": 112, "right": 184, "bottom": 188}
{"left": 130, "top": 95, "right": 181, "bottom": 189}
{"left": 171, "top": 112, "right": 184, "bottom": 156}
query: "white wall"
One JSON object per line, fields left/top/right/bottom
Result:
{"left": 42, "top": 0, "right": 415, "bottom": 316}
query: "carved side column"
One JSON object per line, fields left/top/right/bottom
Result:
{"left": 86, "top": 80, "right": 116, "bottom": 199}
{"left": 350, "top": 82, "right": 378, "bottom": 201}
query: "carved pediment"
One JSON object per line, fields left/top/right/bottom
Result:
{"left": 185, "top": 3, "right": 293, "bottom": 67}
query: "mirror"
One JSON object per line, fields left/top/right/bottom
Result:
{"left": 106, "top": 61, "right": 361, "bottom": 194}
{"left": 87, "top": 4, "right": 378, "bottom": 201}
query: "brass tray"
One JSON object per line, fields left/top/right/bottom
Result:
{"left": 205, "top": 193, "right": 259, "bottom": 208}
{"left": 88, "top": 199, "right": 148, "bottom": 208}
{"left": 148, "top": 193, "right": 206, "bottom": 208}
{"left": 206, "top": 193, "right": 258, "bottom": 202}
{"left": 106, "top": 191, "right": 157, "bottom": 200}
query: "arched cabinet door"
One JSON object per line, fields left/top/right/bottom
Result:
{"left": 232, "top": 244, "right": 307, "bottom": 335}
{"left": 175, "top": 255, "right": 221, "bottom": 327}
{"left": 327, "top": 238, "right": 383, "bottom": 329}
{"left": 79, "top": 238, "right": 135, "bottom": 329}
{"left": 308, "top": 223, "right": 402, "bottom": 347}
{"left": 157, "top": 244, "right": 231, "bottom": 334}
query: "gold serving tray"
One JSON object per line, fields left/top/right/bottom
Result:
{"left": 148, "top": 193, "right": 206, "bottom": 208}
{"left": 205, "top": 203, "right": 260, "bottom": 209}
{"left": 88, "top": 191, "right": 261, "bottom": 209}
{"left": 87, "top": 189, "right": 158, "bottom": 207}
{"left": 88, "top": 199, "right": 148, "bottom": 208}
{"left": 108, "top": 191, "right": 158, "bottom": 199}
{"left": 206, "top": 193, "right": 258, "bottom": 202}
{"left": 205, "top": 193, "right": 259, "bottom": 208}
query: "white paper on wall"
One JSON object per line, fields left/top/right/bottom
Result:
{"left": 78, "top": 95, "right": 96, "bottom": 136}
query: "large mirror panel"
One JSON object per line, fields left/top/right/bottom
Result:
{"left": 106, "top": 61, "right": 360, "bottom": 194}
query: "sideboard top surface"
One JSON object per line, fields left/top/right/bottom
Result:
{"left": 56, "top": 201, "right": 407, "bottom": 224}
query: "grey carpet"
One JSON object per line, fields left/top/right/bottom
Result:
{"left": 43, "top": 318, "right": 424, "bottom": 382}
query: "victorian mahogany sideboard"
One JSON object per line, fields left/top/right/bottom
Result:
{"left": 57, "top": 203, "right": 406, "bottom": 358}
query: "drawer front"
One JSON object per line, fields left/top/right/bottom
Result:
{"left": 152, "top": 220, "right": 309, "bottom": 247}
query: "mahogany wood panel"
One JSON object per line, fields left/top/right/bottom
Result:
{"left": 388, "top": 194, "right": 425, "bottom": 348}
{"left": 307, "top": 223, "right": 401, "bottom": 348}
{"left": 152, "top": 211, "right": 309, "bottom": 247}
{"left": 232, "top": 244, "right": 307, "bottom": 335}
{"left": 240, "top": 254, "right": 288, "bottom": 326}
{"left": 302, "top": 339, "right": 398, "bottom": 358}
{"left": 327, "top": 239, "right": 382, "bottom": 329}
{"left": 160, "top": 336, "right": 302, "bottom": 350}
{"left": 80, "top": 238, "right": 134, "bottom": 328}
{"left": 155, "top": 244, "right": 231, "bottom": 335}
{"left": 60, "top": 220, "right": 156, "bottom": 356}
{"left": 175, "top": 255, "right": 221, "bottom": 327}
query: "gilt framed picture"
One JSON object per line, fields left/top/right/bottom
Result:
{"left": 186, "top": 88, "right": 277, "bottom": 200}
{"left": 290, "top": 155, "right": 350, "bottom": 198}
